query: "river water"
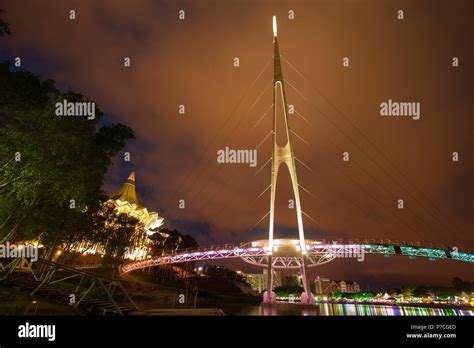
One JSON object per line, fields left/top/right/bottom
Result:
{"left": 221, "top": 303, "right": 474, "bottom": 316}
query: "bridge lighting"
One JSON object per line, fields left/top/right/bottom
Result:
{"left": 273, "top": 16, "right": 277, "bottom": 37}
{"left": 119, "top": 240, "right": 474, "bottom": 275}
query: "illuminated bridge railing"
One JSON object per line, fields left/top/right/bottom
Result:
{"left": 119, "top": 240, "right": 474, "bottom": 274}
{"left": 362, "top": 244, "right": 474, "bottom": 263}
{"left": 120, "top": 245, "right": 268, "bottom": 274}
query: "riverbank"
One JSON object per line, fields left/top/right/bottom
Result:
{"left": 0, "top": 284, "right": 76, "bottom": 315}
{"left": 122, "top": 273, "right": 260, "bottom": 310}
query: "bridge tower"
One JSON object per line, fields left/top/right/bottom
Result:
{"left": 263, "top": 17, "right": 315, "bottom": 304}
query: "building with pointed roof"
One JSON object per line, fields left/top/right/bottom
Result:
{"left": 73, "top": 169, "right": 165, "bottom": 260}
{"left": 109, "top": 170, "right": 164, "bottom": 234}
{"left": 105, "top": 169, "right": 164, "bottom": 259}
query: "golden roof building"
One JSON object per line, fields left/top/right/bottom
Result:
{"left": 109, "top": 170, "right": 164, "bottom": 234}
{"left": 72, "top": 169, "right": 164, "bottom": 261}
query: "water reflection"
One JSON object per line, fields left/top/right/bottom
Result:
{"left": 236, "top": 303, "right": 473, "bottom": 316}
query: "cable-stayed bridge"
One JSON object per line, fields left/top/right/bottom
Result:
{"left": 122, "top": 17, "right": 473, "bottom": 304}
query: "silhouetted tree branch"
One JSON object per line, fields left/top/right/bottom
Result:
{"left": 0, "top": 10, "right": 11, "bottom": 36}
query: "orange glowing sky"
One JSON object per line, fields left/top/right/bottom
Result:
{"left": 1, "top": 0, "right": 472, "bottom": 288}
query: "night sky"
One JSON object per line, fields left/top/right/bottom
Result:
{"left": 1, "top": 0, "right": 472, "bottom": 290}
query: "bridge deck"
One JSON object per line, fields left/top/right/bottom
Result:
{"left": 120, "top": 239, "right": 474, "bottom": 274}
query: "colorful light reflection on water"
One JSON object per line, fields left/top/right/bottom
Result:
{"left": 244, "top": 304, "right": 474, "bottom": 316}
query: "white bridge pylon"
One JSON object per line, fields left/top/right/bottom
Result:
{"left": 264, "top": 16, "right": 314, "bottom": 304}
{"left": 118, "top": 17, "right": 474, "bottom": 303}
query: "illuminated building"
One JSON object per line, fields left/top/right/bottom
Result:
{"left": 329, "top": 280, "right": 361, "bottom": 293}
{"left": 244, "top": 269, "right": 282, "bottom": 293}
{"left": 244, "top": 273, "right": 265, "bottom": 293}
{"left": 75, "top": 169, "right": 164, "bottom": 260}
{"left": 107, "top": 169, "right": 164, "bottom": 259}
{"left": 109, "top": 170, "right": 164, "bottom": 235}
{"left": 283, "top": 274, "right": 302, "bottom": 287}
{"left": 314, "top": 276, "right": 332, "bottom": 294}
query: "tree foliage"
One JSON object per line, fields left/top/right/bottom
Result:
{"left": 0, "top": 10, "right": 11, "bottom": 36}
{"left": 451, "top": 277, "right": 473, "bottom": 293}
{"left": 148, "top": 227, "right": 198, "bottom": 256}
{"left": 0, "top": 62, "right": 134, "bottom": 257}
{"left": 95, "top": 202, "right": 148, "bottom": 267}
{"left": 204, "top": 265, "right": 245, "bottom": 282}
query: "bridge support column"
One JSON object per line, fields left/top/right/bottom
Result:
{"left": 300, "top": 258, "right": 315, "bottom": 305}
{"left": 263, "top": 256, "right": 276, "bottom": 303}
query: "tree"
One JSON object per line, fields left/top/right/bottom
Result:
{"left": 180, "top": 234, "right": 199, "bottom": 249}
{"left": 95, "top": 202, "right": 148, "bottom": 268}
{"left": 148, "top": 229, "right": 170, "bottom": 256}
{"left": 274, "top": 285, "right": 304, "bottom": 295}
{"left": 204, "top": 265, "right": 244, "bottom": 282}
{"left": 401, "top": 285, "right": 416, "bottom": 299}
{"left": 452, "top": 277, "right": 472, "bottom": 293}
{"left": 0, "top": 10, "right": 11, "bottom": 36}
{"left": 332, "top": 291, "right": 343, "bottom": 299}
{"left": 0, "top": 62, "right": 134, "bottom": 257}
{"left": 149, "top": 228, "right": 199, "bottom": 255}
